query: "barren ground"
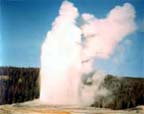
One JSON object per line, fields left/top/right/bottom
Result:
{"left": 0, "top": 99, "right": 144, "bottom": 114}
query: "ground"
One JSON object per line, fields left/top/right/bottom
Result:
{"left": 0, "top": 99, "right": 144, "bottom": 114}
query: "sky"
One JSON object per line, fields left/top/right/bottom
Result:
{"left": 1, "top": 0, "right": 144, "bottom": 77}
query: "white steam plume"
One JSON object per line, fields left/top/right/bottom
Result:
{"left": 80, "top": 3, "right": 136, "bottom": 104}
{"left": 81, "top": 3, "right": 136, "bottom": 61}
{"left": 40, "top": 1, "right": 136, "bottom": 106}
{"left": 40, "top": 1, "right": 82, "bottom": 105}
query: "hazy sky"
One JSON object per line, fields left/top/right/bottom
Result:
{"left": 1, "top": 0, "right": 144, "bottom": 77}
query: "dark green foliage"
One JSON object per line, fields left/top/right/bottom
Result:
{"left": 92, "top": 75, "right": 144, "bottom": 109}
{"left": 0, "top": 67, "right": 144, "bottom": 110}
{"left": 0, "top": 67, "right": 39, "bottom": 105}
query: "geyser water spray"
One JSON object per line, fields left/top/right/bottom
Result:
{"left": 40, "top": 1, "right": 82, "bottom": 105}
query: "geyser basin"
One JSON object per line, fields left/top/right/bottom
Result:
{"left": 40, "top": 1, "right": 136, "bottom": 105}
{"left": 1, "top": 100, "right": 144, "bottom": 114}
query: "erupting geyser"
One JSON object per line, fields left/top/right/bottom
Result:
{"left": 40, "top": 1, "right": 136, "bottom": 105}
{"left": 40, "top": 1, "right": 82, "bottom": 105}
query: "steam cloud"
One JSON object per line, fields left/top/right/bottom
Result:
{"left": 40, "top": 1, "right": 136, "bottom": 105}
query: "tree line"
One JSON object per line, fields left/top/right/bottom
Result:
{"left": 92, "top": 75, "right": 144, "bottom": 109}
{"left": 0, "top": 67, "right": 39, "bottom": 105}
{"left": 0, "top": 67, "right": 144, "bottom": 109}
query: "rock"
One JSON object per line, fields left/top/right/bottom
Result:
{"left": 0, "top": 99, "right": 144, "bottom": 114}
